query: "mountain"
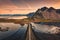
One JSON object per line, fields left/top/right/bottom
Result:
{"left": 32, "top": 7, "right": 60, "bottom": 19}
{"left": 27, "top": 12, "right": 34, "bottom": 17}
{"left": 56, "top": 9, "right": 60, "bottom": 14}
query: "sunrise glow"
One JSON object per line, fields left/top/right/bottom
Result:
{"left": 0, "top": 0, "right": 60, "bottom": 14}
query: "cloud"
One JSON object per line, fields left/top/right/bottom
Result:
{"left": 0, "top": 0, "right": 60, "bottom": 14}
{"left": 0, "top": 0, "right": 60, "bottom": 9}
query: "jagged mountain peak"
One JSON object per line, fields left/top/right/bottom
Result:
{"left": 36, "top": 7, "right": 55, "bottom": 12}
{"left": 49, "top": 7, "right": 55, "bottom": 9}
{"left": 36, "top": 7, "right": 48, "bottom": 12}
{"left": 47, "top": 7, "right": 55, "bottom": 12}
{"left": 40, "top": 7, "right": 48, "bottom": 11}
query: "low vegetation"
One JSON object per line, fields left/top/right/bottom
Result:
{"left": 0, "top": 18, "right": 60, "bottom": 24}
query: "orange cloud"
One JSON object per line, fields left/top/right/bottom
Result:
{"left": 0, "top": 9, "right": 36, "bottom": 14}
{"left": 0, "top": 0, "right": 60, "bottom": 14}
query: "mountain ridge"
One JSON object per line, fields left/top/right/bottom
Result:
{"left": 31, "top": 7, "right": 60, "bottom": 20}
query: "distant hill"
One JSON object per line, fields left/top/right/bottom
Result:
{"left": 0, "top": 14, "right": 27, "bottom": 16}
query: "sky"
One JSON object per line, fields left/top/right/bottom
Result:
{"left": 0, "top": 0, "right": 60, "bottom": 14}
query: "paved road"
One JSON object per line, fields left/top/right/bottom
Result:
{"left": 26, "top": 24, "right": 38, "bottom": 40}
